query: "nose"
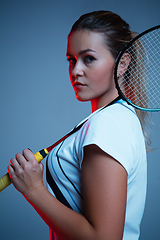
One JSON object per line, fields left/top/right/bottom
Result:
{"left": 70, "top": 60, "right": 84, "bottom": 78}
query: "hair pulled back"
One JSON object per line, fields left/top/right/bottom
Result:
{"left": 69, "top": 10, "right": 134, "bottom": 59}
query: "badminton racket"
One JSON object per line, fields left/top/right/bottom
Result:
{"left": 0, "top": 25, "right": 160, "bottom": 192}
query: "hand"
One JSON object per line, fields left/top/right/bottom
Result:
{"left": 7, "top": 149, "right": 44, "bottom": 197}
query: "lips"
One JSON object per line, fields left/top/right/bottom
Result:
{"left": 73, "top": 82, "right": 85, "bottom": 86}
{"left": 73, "top": 82, "right": 86, "bottom": 89}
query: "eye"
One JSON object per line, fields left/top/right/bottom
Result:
{"left": 84, "top": 55, "right": 96, "bottom": 64}
{"left": 67, "top": 57, "right": 76, "bottom": 66}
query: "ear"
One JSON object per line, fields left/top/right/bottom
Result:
{"left": 117, "top": 53, "right": 131, "bottom": 77}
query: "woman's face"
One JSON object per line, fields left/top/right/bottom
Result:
{"left": 66, "top": 30, "right": 118, "bottom": 109}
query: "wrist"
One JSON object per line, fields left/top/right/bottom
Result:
{"left": 25, "top": 183, "right": 46, "bottom": 204}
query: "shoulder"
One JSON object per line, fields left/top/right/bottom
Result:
{"left": 86, "top": 101, "right": 140, "bottom": 134}
{"left": 77, "top": 100, "right": 142, "bottom": 144}
{"left": 75, "top": 101, "right": 145, "bottom": 173}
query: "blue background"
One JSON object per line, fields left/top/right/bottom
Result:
{"left": 0, "top": 0, "right": 160, "bottom": 239}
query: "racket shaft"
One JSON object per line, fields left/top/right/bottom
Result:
{"left": 0, "top": 148, "right": 49, "bottom": 192}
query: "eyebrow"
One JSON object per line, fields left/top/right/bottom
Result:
{"left": 66, "top": 49, "right": 96, "bottom": 57}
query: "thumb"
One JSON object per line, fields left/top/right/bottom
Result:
{"left": 39, "top": 162, "right": 44, "bottom": 172}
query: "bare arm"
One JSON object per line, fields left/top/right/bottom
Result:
{"left": 8, "top": 146, "right": 127, "bottom": 239}
{"left": 82, "top": 144, "right": 127, "bottom": 240}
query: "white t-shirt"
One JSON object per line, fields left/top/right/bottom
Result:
{"left": 46, "top": 99, "right": 147, "bottom": 240}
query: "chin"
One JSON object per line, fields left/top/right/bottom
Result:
{"left": 76, "top": 97, "right": 88, "bottom": 102}
{"left": 75, "top": 94, "right": 89, "bottom": 102}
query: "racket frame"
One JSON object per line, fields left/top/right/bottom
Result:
{"left": 114, "top": 25, "right": 160, "bottom": 112}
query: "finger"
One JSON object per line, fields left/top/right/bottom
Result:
{"left": 39, "top": 162, "right": 44, "bottom": 172}
{"left": 23, "top": 149, "right": 41, "bottom": 173}
{"left": 7, "top": 165, "right": 14, "bottom": 179}
{"left": 10, "top": 157, "right": 24, "bottom": 179}
{"left": 27, "top": 148, "right": 33, "bottom": 152}
{"left": 7, "top": 164, "right": 26, "bottom": 193}
{"left": 15, "top": 153, "right": 27, "bottom": 167}
{"left": 10, "top": 157, "right": 20, "bottom": 169}
{"left": 23, "top": 148, "right": 37, "bottom": 164}
{"left": 7, "top": 164, "right": 20, "bottom": 181}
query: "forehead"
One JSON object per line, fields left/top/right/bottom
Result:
{"left": 67, "top": 30, "right": 107, "bottom": 55}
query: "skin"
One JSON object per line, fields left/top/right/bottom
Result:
{"left": 66, "top": 31, "right": 119, "bottom": 112}
{"left": 8, "top": 30, "right": 128, "bottom": 240}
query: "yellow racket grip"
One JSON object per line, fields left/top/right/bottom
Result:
{"left": 0, "top": 173, "right": 12, "bottom": 192}
{"left": 0, "top": 148, "right": 49, "bottom": 192}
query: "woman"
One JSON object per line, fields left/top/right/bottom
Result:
{"left": 8, "top": 11, "right": 149, "bottom": 239}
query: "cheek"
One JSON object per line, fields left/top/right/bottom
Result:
{"left": 92, "top": 62, "right": 115, "bottom": 86}
{"left": 69, "top": 67, "right": 73, "bottom": 82}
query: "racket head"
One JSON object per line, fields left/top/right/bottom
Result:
{"left": 114, "top": 25, "right": 160, "bottom": 112}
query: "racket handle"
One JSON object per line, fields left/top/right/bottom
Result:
{"left": 0, "top": 173, "right": 12, "bottom": 192}
{"left": 0, "top": 148, "right": 49, "bottom": 192}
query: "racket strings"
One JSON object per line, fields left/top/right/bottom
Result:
{"left": 117, "top": 27, "right": 160, "bottom": 110}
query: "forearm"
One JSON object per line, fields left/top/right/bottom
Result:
{"left": 8, "top": 149, "right": 125, "bottom": 239}
{"left": 26, "top": 185, "right": 96, "bottom": 240}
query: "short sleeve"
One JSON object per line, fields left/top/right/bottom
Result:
{"left": 74, "top": 103, "right": 142, "bottom": 175}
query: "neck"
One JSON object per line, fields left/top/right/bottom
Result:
{"left": 91, "top": 91, "right": 119, "bottom": 112}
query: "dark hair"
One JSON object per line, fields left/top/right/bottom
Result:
{"left": 69, "top": 10, "right": 152, "bottom": 151}
{"left": 69, "top": 10, "right": 133, "bottom": 59}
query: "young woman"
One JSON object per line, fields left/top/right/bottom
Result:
{"left": 7, "top": 11, "right": 149, "bottom": 240}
